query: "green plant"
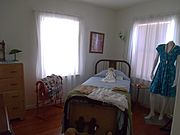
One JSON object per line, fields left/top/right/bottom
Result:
{"left": 9, "top": 49, "right": 22, "bottom": 61}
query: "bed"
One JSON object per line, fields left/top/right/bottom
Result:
{"left": 62, "top": 59, "right": 132, "bottom": 135}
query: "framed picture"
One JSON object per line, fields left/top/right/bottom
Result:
{"left": 0, "top": 40, "right": 5, "bottom": 61}
{"left": 89, "top": 31, "right": 104, "bottom": 53}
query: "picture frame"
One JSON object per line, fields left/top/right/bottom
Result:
{"left": 0, "top": 40, "right": 5, "bottom": 61}
{"left": 89, "top": 31, "right": 104, "bottom": 53}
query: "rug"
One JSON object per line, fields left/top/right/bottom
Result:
{"left": 144, "top": 115, "right": 169, "bottom": 126}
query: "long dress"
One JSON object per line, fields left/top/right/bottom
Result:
{"left": 150, "top": 44, "right": 180, "bottom": 97}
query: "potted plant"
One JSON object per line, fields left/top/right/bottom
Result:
{"left": 9, "top": 49, "right": 22, "bottom": 61}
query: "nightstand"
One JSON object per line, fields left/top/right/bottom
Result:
{"left": 132, "top": 83, "right": 149, "bottom": 104}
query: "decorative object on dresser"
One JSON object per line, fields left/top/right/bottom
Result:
{"left": 0, "top": 40, "right": 5, "bottom": 61}
{"left": 9, "top": 49, "right": 22, "bottom": 61}
{"left": 0, "top": 63, "right": 25, "bottom": 120}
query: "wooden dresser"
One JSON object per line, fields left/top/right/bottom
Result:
{"left": 0, "top": 63, "right": 25, "bottom": 120}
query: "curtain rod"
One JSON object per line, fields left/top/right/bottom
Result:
{"left": 134, "top": 11, "right": 180, "bottom": 21}
{"left": 32, "top": 9, "right": 81, "bottom": 19}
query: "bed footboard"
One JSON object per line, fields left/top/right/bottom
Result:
{"left": 63, "top": 96, "right": 128, "bottom": 135}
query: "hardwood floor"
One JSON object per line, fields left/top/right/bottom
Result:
{"left": 11, "top": 106, "right": 63, "bottom": 135}
{"left": 11, "top": 105, "right": 170, "bottom": 135}
{"left": 132, "top": 104, "right": 170, "bottom": 135}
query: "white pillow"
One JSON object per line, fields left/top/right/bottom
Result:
{"left": 115, "top": 70, "right": 130, "bottom": 81}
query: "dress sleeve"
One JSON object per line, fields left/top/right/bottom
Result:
{"left": 156, "top": 44, "right": 163, "bottom": 54}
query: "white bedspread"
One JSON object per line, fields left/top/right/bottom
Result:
{"left": 87, "top": 88, "right": 128, "bottom": 111}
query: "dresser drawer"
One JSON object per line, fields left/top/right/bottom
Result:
{"left": 0, "top": 63, "right": 23, "bottom": 78}
{"left": 0, "top": 78, "right": 23, "bottom": 92}
{"left": 3, "top": 91, "right": 23, "bottom": 105}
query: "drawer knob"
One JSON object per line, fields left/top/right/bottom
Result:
{"left": 12, "top": 95, "right": 19, "bottom": 98}
{"left": 10, "top": 71, "right": 17, "bottom": 73}
{"left": 10, "top": 83, "right": 17, "bottom": 86}
{"left": 12, "top": 107, "right": 18, "bottom": 110}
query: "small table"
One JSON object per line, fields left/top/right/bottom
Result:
{"left": 132, "top": 83, "right": 149, "bottom": 104}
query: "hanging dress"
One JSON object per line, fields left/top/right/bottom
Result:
{"left": 150, "top": 44, "right": 180, "bottom": 97}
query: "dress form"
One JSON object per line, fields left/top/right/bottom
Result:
{"left": 159, "top": 41, "right": 176, "bottom": 120}
{"left": 145, "top": 41, "right": 176, "bottom": 120}
{"left": 165, "top": 41, "right": 175, "bottom": 56}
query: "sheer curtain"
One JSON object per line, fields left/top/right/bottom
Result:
{"left": 130, "top": 16, "right": 175, "bottom": 81}
{"left": 35, "top": 12, "right": 86, "bottom": 97}
{"left": 129, "top": 15, "right": 176, "bottom": 114}
{"left": 174, "top": 15, "right": 180, "bottom": 44}
{"left": 36, "top": 12, "right": 79, "bottom": 78}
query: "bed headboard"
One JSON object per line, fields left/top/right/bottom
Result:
{"left": 95, "top": 59, "right": 131, "bottom": 77}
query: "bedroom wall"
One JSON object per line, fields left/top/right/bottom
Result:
{"left": 0, "top": 0, "right": 117, "bottom": 108}
{"left": 115, "top": 0, "right": 180, "bottom": 60}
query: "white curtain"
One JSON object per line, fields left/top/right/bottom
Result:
{"left": 174, "top": 15, "right": 180, "bottom": 44}
{"left": 36, "top": 12, "right": 79, "bottom": 78}
{"left": 129, "top": 16, "right": 175, "bottom": 81}
{"left": 35, "top": 12, "right": 86, "bottom": 97}
{"left": 129, "top": 15, "right": 177, "bottom": 114}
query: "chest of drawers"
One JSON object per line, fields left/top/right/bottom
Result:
{"left": 0, "top": 63, "right": 25, "bottom": 120}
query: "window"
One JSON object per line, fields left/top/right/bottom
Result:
{"left": 36, "top": 13, "right": 80, "bottom": 78}
{"left": 130, "top": 17, "right": 175, "bottom": 81}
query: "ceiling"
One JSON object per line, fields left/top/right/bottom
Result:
{"left": 68, "top": 0, "right": 157, "bottom": 10}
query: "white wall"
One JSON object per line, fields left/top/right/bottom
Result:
{"left": 116, "top": 0, "right": 180, "bottom": 60}
{"left": 0, "top": 0, "right": 117, "bottom": 108}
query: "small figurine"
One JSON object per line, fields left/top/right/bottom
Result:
{"left": 75, "top": 116, "right": 86, "bottom": 132}
{"left": 65, "top": 128, "right": 93, "bottom": 135}
{"left": 106, "top": 130, "right": 113, "bottom": 135}
{"left": 102, "top": 68, "right": 116, "bottom": 82}
{"left": 64, "top": 128, "right": 78, "bottom": 135}
{"left": 87, "top": 118, "right": 99, "bottom": 135}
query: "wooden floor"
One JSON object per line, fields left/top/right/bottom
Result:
{"left": 132, "top": 104, "right": 170, "bottom": 135}
{"left": 11, "top": 106, "right": 63, "bottom": 135}
{"left": 11, "top": 104, "right": 170, "bottom": 135}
